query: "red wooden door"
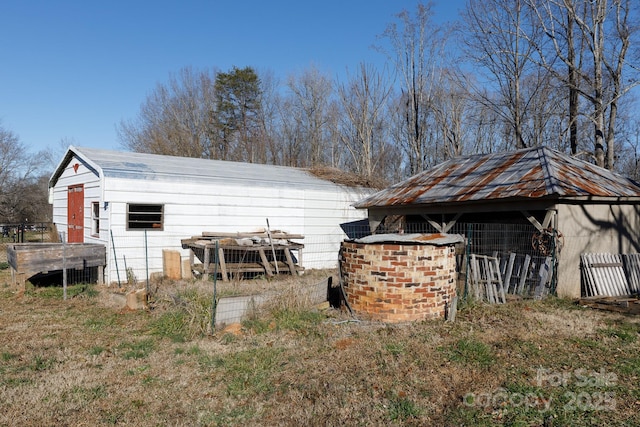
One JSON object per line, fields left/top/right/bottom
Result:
{"left": 67, "top": 185, "right": 84, "bottom": 243}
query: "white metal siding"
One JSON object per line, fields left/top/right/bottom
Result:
{"left": 51, "top": 148, "right": 371, "bottom": 284}
{"left": 98, "top": 177, "right": 368, "bottom": 283}
{"left": 50, "top": 155, "right": 103, "bottom": 243}
{"left": 304, "top": 187, "right": 368, "bottom": 269}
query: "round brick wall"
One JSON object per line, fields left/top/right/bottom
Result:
{"left": 339, "top": 239, "right": 457, "bottom": 322}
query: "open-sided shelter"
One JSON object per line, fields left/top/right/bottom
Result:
{"left": 49, "top": 146, "right": 370, "bottom": 284}
{"left": 354, "top": 146, "right": 640, "bottom": 298}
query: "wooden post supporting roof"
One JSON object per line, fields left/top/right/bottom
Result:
{"left": 420, "top": 213, "right": 462, "bottom": 233}
{"left": 522, "top": 210, "right": 556, "bottom": 232}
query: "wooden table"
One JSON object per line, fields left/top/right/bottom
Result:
{"left": 184, "top": 240, "right": 304, "bottom": 281}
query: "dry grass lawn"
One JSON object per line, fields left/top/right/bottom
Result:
{"left": 1, "top": 264, "right": 640, "bottom": 426}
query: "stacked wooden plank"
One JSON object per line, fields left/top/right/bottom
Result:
{"left": 498, "top": 252, "right": 530, "bottom": 295}
{"left": 623, "top": 254, "right": 640, "bottom": 294}
{"left": 578, "top": 295, "right": 640, "bottom": 315}
{"left": 181, "top": 230, "right": 304, "bottom": 281}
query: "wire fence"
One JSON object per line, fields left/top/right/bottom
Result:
{"left": 3, "top": 223, "right": 349, "bottom": 286}
{"left": 458, "top": 223, "right": 559, "bottom": 301}
{"left": 0, "top": 222, "right": 52, "bottom": 244}
{"left": 342, "top": 221, "right": 559, "bottom": 302}
{"left": 6, "top": 220, "right": 559, "bottom": 323}
{"left": 213, "top": 275, "right": 331, "bottom": 329}
{"left": 106, "top": 229, "right": 342, "bottom": 285}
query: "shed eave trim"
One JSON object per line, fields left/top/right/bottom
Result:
{"left": 359, "top": 195, "right": 560, "bottom": 210}
{"left": 557, "top": 195, "right": 640, "bottom": 204}
{"left": 49, "top": 145, "right": 104, "bottom": 188}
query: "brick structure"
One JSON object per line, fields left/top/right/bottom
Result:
{"left": 340, "top": 236, "right": 458, "bottom": 322}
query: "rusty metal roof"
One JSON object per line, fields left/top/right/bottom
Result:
{"left": 355, "top": 146, "right": 640, "bottom": 209}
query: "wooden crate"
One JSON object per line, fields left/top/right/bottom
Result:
{"left": 7, "top": 243, "right": 106, "bottom": 289}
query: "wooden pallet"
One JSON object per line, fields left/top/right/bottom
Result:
{"left": 469, "top": 254, "right": 506, "bottom": 304}
{"left": 468, "top": 252, "right": 553, "bottom": 302}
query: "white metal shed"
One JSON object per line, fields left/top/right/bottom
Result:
{"left": 49, "top": 146, "right": 370, "bottom": 284}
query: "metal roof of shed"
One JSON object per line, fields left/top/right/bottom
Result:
{"left": 51, "top": 146, "right": 357, "bottom": 191}
{"left": 355, "top": 146, "right": 640, "bottom": 209}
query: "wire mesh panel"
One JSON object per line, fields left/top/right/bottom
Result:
{"left": 15, "top": 216, "right": 559, "bottom": 304}
{"left": 455, "top": 223, "right": 558, "bottom": 300}
{"left": 361, "top": 219, "right": 559, "bottom": 301}
{"left": 213, "top": 277, "right": 331, "bottom": 328}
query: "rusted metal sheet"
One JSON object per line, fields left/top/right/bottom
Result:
{"left": 355, "top": 147, "right": 640, "bottom": 209}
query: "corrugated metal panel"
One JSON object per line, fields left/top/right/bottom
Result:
{"left": 581, "top": 253, "right": 631, "bottom": 296}
{"left": 355, "top": 146, "right": 640, "bottom": 208}
{"left": 69, "top": 146, "right": 350, "bottom": 191}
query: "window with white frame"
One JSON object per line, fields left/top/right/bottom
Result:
{"left": 91, "top": 202, "right": 100, "bottom": 236}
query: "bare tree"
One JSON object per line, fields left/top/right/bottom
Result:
{"left": 276, "top": 95, "right": 305, "bottom": 167}
{"left": 0, "top": 124, "right": 45, "bottom": 222}
{"left": 618, "top": 117, "right": 640, "bottom": 180}
{"left": 430, "top": 68, "right": 473, "bottom": 159}
{"left": 520, "top": 72, "right": 569, "bottom": 149}
{"left": 284, "top": 65, "right": 336, "bottom": 167}
{"left": 529, "top": 0, "right": 639, "bottom": 169}
{"left": 117, "top": 66, "right": 217, "bottom": 158}
{"left": 337, "top": 63, "right": 393, "bottom": 179}
{"left": 468, "top": 99, "right": 505, "bottom": 154}
{"left": 462, "top": 0, "right": 556, "bottom": 150}
{"left": 255, "top": 69, "right": 281, "bottom": 165}
{"left": 379, "top": 2, "right": 449, "bottom": 174}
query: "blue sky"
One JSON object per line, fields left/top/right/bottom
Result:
{"left": 0, "top": 1, "right": 463, "bottom": 160}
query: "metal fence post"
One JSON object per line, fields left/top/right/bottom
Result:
{"left": 464, "top": 224, "right": 472, "bottom": 301}
{"left": 211, "top": 240, "right": 219, "bottom": 332}
{"left": 110, "top": 230, "right": 121, "bottom": 287}
{"left": 62, "top": 231, "right": 67, "bottom": 301}
{"left": 551, "top": 227, "right": 558, "bottom": 295}
{"left": 145, "top": 230, "right": 149, "bottom": 294}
